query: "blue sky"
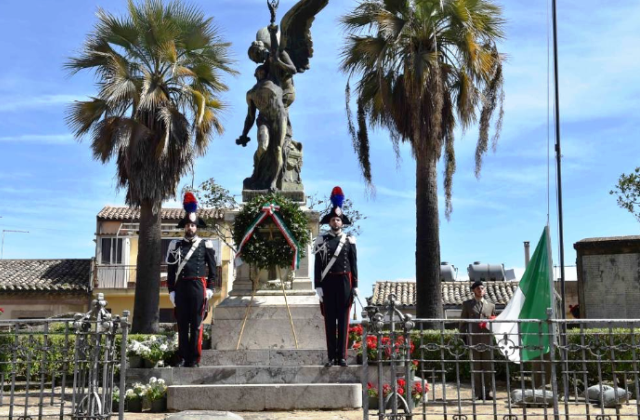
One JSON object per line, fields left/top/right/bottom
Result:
{"left": 1, "top": 0, "right": 639, "bottom": 299}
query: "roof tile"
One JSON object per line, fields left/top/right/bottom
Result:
{"left": 97, "top": 206, "right": 224, "bottom": 221}
{"left": 369, "top": 281, "right": 519, "bottom": 307}
{"left": 0, "top": 259, "right": 92, "bottom": 293}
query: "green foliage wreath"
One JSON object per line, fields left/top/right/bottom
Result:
{"left": 233, "top": 193, "right": 310, "bottom": 270}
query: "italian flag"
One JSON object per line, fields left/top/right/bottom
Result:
{"left": 491, "top": 226, "right": 555, "bottom": 363}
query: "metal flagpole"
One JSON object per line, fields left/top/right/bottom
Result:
{"left": 551, "top": 0, "right": 567, "bottom": 319}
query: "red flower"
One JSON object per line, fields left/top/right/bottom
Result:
{"left": 366, "top": 336, "right": 377, "bottom": 350}
{"left": 353, "top": 342, "right": 362, "bottom": 350}
{"left": 382, "top": 384, "right": 392, "bottom": 397}
{"left": 349, "top": 324, "right": 363, "bottom": 335}
{"left": 397, "top": 379, "right": 406, "bottom": 388}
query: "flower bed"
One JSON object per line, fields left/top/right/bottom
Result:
{"left": 367, "top": 379, "right": 429, "bottom": 409}
{"left": 127, "top": 334, "right": 178, "bottom": 368}
{"left": 124, "top": 377, "right": 168, "bottom": 412}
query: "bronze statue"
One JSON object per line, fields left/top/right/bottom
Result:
{"left": 237, "top": 0, "right": 328, "bottom": 193}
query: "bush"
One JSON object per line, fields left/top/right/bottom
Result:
{"left": 0, "top": 331, "right": 178, "bottom": 379}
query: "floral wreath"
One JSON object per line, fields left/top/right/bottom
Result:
{"left": 233, "top": 193, "right": 310, "bottom": 270}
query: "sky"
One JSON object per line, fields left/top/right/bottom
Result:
{"left": 1, "top": 0, "right": 639, "bottom": 300}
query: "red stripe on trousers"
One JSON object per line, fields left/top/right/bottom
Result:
{"left": 197, "top": 277, "right": 207, "bottom": 363}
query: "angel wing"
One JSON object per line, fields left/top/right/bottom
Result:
{"left": 279, "top": 0, "right": 329, "bottom": 73}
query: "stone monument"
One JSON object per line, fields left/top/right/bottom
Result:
{"left": 235, "top": 0, "right": 328, "bottom": 203}
{"left": 212, "top": 0, "right": 329, "bottom": 351}
{"left": 131, "top": 2, "right": 362, "bottom": 410}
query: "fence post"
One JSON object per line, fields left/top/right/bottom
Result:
{"left": 119, "top": 310, "right": 130, "bottom": 420}
{"left": 548, "top": 308, "right": 560, "bottom": 420}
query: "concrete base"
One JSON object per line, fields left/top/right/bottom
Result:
{"left": 166, "top": 412, "right": 243, "bottom": 420}
{"left": 168, "top": 384, "right": 362, "bottom": 411}
{"left": 129, "top": 365, "right": 361, "bottom": 385}
{"left": 210, "top": 295, "right": 326, "bottom": 350}
{"left": 200, "top": 349, "right": 356, "bottom": 366}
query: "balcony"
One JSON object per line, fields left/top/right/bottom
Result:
{"left": 94, "top": 264, "right": 221, "bottom": 289}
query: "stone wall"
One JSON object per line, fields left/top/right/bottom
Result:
{"left": 574, "top": 235, "right": 640, "bottom": 319}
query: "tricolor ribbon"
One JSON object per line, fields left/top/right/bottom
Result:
{"left": 236, "top": 202, "right": 301, "bottom": 270}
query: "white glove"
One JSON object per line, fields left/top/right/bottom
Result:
{"left": 353, "top": 287, "right": 359, "bottom": 296}
{"left": 169, "top": 291, "right": 176, "bottom": 307}
{"left": 206, "top": 289, "right": 214, "bottom": 300}
{"left": 316, "top": 287, "right": 324, "bottom": 303}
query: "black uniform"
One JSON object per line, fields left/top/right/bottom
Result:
{"left": 167, "top": 237, "right": 217, "bottom": 366}
{"left": 314, "top": 232, "right": 358, "bottom": 362}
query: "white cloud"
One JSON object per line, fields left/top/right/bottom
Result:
{"left": 0, "top": 94, "right": 87, "bottom": 112}
{"left": 0, "top": 134, "right": 75, "bottom": 144}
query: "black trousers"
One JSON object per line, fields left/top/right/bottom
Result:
{"left": 321, "top": 273, "right": 353, "bottom": 361}
{"left": 175, "top": 277, "right": 206, "bottom": 364}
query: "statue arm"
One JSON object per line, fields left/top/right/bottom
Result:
{"left": 236, "top": 98, "right": 257, "bottom": 147}
{"left": 268, "top": 25, "right": 297, "bottom": 76}
{"left": 276, "top": 50, "right": 297, "bottom": 76}
{"left": 242, "top": 101, "right": 257, "bottom": 137}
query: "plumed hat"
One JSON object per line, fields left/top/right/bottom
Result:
{"left": 319, "top": 186, "right": 351, "bottom": 225}
{"left": 177, "top": 192, "right": 207, "bottom": 228}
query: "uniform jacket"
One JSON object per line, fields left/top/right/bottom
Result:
{"left": 460, "top": 298, "right": 496, "bottom": 345}
{"left": 313, "top": 232, "right": 358, "bottom": 289}
{"left": 166, "top": 237, "right": 218, "bottom": 293}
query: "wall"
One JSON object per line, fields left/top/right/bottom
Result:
{"left": 575, "top": 236, "right": 640, "bottom": 319}
{"left": 554, "top": 281, "right": 579, "bottom": 318}
{"left": 1, "top": 294, "right": 89, "bottom": 319}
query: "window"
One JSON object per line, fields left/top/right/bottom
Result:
{"left": 101, "top": 238, "right": 124, "bottom": 264}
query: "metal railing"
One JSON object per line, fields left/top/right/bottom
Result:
{"left": 361, "top": 295, "right": 640, "bottom": 420}
{"left": 94, "top": 264, "right": 221, "bottom": 289}
{"left": 0, "top": 294, "right": 129, "bottom": 419}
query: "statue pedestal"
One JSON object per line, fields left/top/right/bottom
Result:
{"left": 242, "top": 189, "right": 306, "bottom": 204}
{"left": 211, "top": 208, "right": 324, "bottom": 350}
{"left": 211, "top": 293, "right": 325, "bottom": 350}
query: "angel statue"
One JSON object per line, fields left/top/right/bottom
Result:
{"left": 237, "top": 0, "right": 328, "bottom": 193}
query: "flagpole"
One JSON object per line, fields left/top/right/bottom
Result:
{"left": 551, "top": 0, "right": 566, "bottom": 319}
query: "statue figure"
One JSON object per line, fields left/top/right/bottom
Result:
{"left": 237, "top": 0, "right": 328, "bottom": 193}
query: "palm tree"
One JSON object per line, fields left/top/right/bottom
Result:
{"left": 66, "top": 0, "right": 236, "bottom": 332}
{"left": 341, "top": 0, "right": 505, "bottom": 319}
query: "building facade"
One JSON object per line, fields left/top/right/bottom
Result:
{"left": 0, "top": 259, "right": 92, "bottom": 319}
{"left": 94, "top": 206, "right": 235, "bottom": 323}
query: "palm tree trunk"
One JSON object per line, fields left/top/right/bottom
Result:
{"left": 415, "top": 148, "right": 443, "bottom": 323}
{"left": 132, "top": 199, "right": 162, "bottom": 333}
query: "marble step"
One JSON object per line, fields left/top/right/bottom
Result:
{"left": 128, "top": 365, "right": 362, "bottom": 386}
{"left": 168, "top": 383, "right": 362, "bottom": 411}
{"left": 200, "top": 349, "right": 357, "bottom": 366}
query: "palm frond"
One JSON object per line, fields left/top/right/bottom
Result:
{"left": 66, "top": 0, "right": 235, "bottom": 205}
{"left": 340, "top": 0, "right": 505, "bottom": 215}
{"left": 66, "top": 98, "right": 109, "bottom": 137}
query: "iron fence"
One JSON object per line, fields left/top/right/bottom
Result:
{"left": 362, "top": 294, "right": 640, "bottom": 420}
{"left": 0, "top": 293, "right": 128, "bottom": 420}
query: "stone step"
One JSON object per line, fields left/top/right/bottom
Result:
{"left": 200, "top": 349, "right": 357, "bottom": 366}
{"left": 128, "top": 365, "right": 362, "bottom": 385}
{"left": 168, "top": 383, "right": 362, "bottom": 411}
